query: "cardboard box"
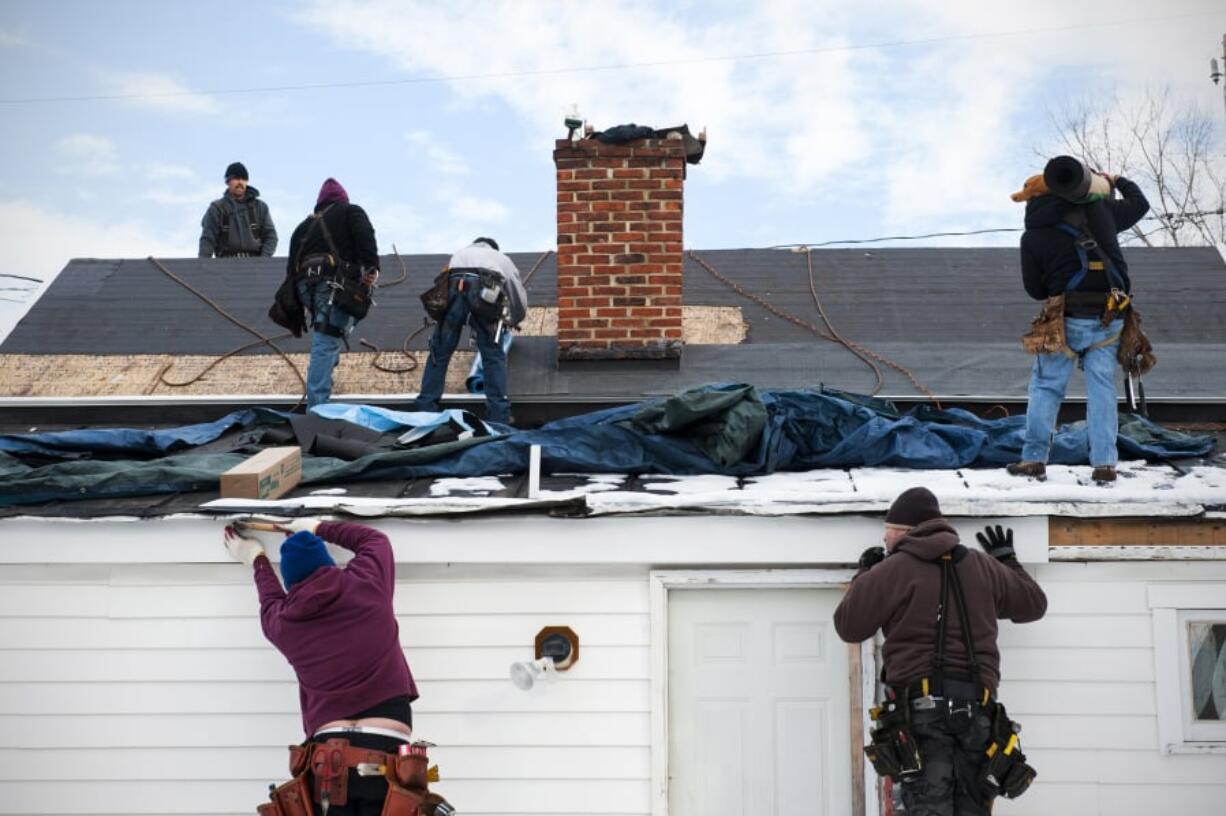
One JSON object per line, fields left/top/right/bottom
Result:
{"left": 220, "top": 446, "right": 302, "bottom": 500}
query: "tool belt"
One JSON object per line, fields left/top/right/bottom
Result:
{"left": 297, "top": 253, "right": 374, "bottom": 322}
{"left": 979, "top": 701, "right": 1037, "bottom": 800}
{"left": 898, "top": 675, "right": 994, "bottom": 707}
{"left": 420, "top": 269, "right": 451, "bottom": 322}
{"left": 256, "top": 739, "right": 455, "bottom": 816}
{"left": 864, "top": 688, "right": 924, "bottom": 782}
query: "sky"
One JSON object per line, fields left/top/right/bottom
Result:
{"left": 1, "top": 0, "right": 1224, "bottom": 341}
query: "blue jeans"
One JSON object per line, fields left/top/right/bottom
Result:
{"left": 1022, "top": 317, "right": 1122, "bottom": 467}
{"left": 297, "top": 279, "right": 356, "bottom": 408}
{"left": 417, "top": 275, "right": 510, "bottom": 422}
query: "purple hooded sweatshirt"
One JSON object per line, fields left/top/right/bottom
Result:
{"left": 253, "top": 521, "right": 418, "bottom": 737}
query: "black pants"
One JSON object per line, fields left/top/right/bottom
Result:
{"left": 898, "top": 705, "right": 993, "bottom": 816}
{"left": 313, "top": 732, "right": 409, "bottom": 816}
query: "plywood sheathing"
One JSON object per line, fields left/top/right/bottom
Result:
{"left": 518, "top": 305, "right": 745, "bottom": 344}
{"left": 0, "top": 306, "right": 746, "bottom": 398}
{"left": 1049, "top": 517, "right": 1226, "bottom": 546}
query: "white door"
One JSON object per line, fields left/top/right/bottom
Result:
{"left": 668, "top": 588, "right": 852, "bottom": 816}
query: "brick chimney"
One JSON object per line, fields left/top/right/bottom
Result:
{"left": 553, "top": 136, "right": 689, "bottom": 363}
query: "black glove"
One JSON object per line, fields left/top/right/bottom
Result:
{"left": 858, "top": 546, "right": 886, "bottom": 571}
{"left": 976, "top": 525, "right": 1016, "bottom": 562}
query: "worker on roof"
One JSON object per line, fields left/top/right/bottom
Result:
{"left": 277, "top": 178, "right": 380, "bottom": 408}
{"left": 415, "top": 237, "right": 527, "bottom": 425}
{"left": 198, "top": 161, "right": 278, "bottom": 258}
{"left": 834, "top": 487, "right": 1048, "bottom": 816}
{"left": 1009, "top": 163, "right": 1150, "bottom": 485}
{"left": 223, "top": 519, "right": 453, "bottom": 815}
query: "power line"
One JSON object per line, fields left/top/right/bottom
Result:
{"left": 773, "top": 207, "right": 1226, "bottom": 249}
{"left": 0, "top": 11, "right": 1214, "bottom": 106}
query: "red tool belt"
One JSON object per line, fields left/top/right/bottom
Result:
{"left": 257, "top": 738, "right": 448, "bottom": 816}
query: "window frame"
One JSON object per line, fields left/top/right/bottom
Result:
{"left": 1148, "top": 583, "right": 1226, "bottom": 755}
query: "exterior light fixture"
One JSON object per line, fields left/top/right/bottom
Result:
{"left": 509, "top": 626, "right": 580, "bottom": 690}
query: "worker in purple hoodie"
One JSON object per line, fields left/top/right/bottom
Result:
{"left": 224, "top": 519, "right": 419, "bottom": 815}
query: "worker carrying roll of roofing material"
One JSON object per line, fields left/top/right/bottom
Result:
{"left": 1009, "top": 158, "right": 1152, "bottom": 485}
{"left": 834, "top": 487, "right": 1048, "bottom": 815}
{"left": 223, "top": 519, "right": 454, "bottom": 815}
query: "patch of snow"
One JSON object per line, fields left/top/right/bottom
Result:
{"left": 429, "top": 476, "right": 507, "bottom": 497}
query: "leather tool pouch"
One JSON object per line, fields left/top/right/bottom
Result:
{"left": 330, "top": 260, "right": 373, "bottom": 321}
{"left": 381, "top": 782, "right": 424, "bottom": 816}
{"left": 979, "top": 702, "right": 1036, "bottom": 800}
{"left": 470, "top": 270, "right": 507, "bottom": 324}
{"left": 311, "top": 738, "right": 351, "bottom": 809}
{"left": 1118, "top": 306, "right": 1156, "bottom": 375}
{"left": 1021, "top": 295, "right": 1068, "bottom": 355}
{"left": 864, "top": 723, "right": 922, "bottom": 781}
{"left": 297, "top": 253, "right": 336, "bottom": 280}
{"left": 393, "top": 754, "right": 429, "bottom": 790}
{"left": 420, "top": 269, "right": 451, "bottom": 322}
{"left": 257, "top": 773, "right": 314, "bottom": 816}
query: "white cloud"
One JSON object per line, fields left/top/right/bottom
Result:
{"left": 447, "top": 193, "right": 510, "bottom": 224}
{"left": 103, "top": 70, "right": 223, "bottom": 115}
{"left": 0, "top": 27, "right": 28, "bottom": 48}
{"left": 0, "top": 200, "right": 192, "bottom": 344}
{"left": 54, "top": 133, "right": 119, "bottom": 177}
{"left": 405, "top": 130, "right": 470, "bottom": 176}
{"left": 292, "top": 0, "right": 1225, "bottom": 242}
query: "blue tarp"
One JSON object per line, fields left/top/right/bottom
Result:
{"left": 0, "top": 384, "right": 1215, "bottom": 507}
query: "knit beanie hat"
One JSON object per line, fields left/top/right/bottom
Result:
{"left": 884, "top": 487, "right": 942, "bottom": 528}
{"left": 225, "top": 162, "right": 249, "bottom": 181}
{"left": 280, "top": 531, "right": 336, "bottom": 589}
{"left": 316, "top": 177, "right": 349, "bottom": 208}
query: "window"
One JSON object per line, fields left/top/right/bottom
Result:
{"left": 1149, "top": 584, "right": 1226, "bottom": 754}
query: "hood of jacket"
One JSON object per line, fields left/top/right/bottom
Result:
{"left": 278, "top": 565, "right": 344, "bottom": 621}
{"left": 892, "top": 518, "right": 961, "bottom": 562}
{"left": 222, "top": 186, "right": 262, "bottom": 205}
{"left": 1023, "top": 193, "right": 1071, "bottom": 229}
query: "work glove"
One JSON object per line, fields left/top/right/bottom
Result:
{"left": 858, "top": 546, "right": 886, "bottom": 571}
{"left": 280, "top": 517, "right": 323, "bottom": 536}
{"left": 223, "top": 526, "right": 265, "bottom": 567}
{"left": 976, "top": 525, "right": 1016, "bottom": 562}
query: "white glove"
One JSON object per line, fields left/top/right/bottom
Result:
{"left": 280, "top": 518, "right": 322, "bottom": 536}
{"left": 223, "top": 526, "right": 265, "bottom": 567}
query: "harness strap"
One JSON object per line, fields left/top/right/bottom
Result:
{"left": 931, "top": 548, "right": 980, "bottom": 695}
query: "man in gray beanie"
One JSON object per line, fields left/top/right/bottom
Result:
{"left": 834, "top": 487, "right": 1047, "bottom": 815}
{"left": 199, "top": 161, "right": 278, "bottom": 258}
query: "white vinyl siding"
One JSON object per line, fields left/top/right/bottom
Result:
{"left": 994, "top": 561, "right": 1226, "bottom": 815}
{"left": 0, "top": 564, "right": 652, "bottom": 816}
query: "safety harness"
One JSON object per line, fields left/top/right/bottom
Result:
{"left": 212, "top": 196, "right": 265, "bottom": 257}
{"left": 1052, "top": 210, "right": 1130, "bottom": 358}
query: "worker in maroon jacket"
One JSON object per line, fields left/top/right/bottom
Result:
{"left": 834, "top": 487, "right": 1047, "bottom": 816}
{"left": 224, "top": 519, "right": 418, "bottom": 815}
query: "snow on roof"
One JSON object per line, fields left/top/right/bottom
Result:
{"left": 199, "top": 459, "right": 1226, "bottom": 520}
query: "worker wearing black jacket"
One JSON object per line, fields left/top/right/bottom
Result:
{"left": 1011, "top": 174, "right": 1149, "bottom": 484}
{"left": 283, "top": 178, "right": 380, "bottom": 407}
{"left": 1020, "top": 176, "right": 1149, "bottom": 298}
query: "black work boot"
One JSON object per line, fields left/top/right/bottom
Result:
{"left": 1092, "top": 465, "right": 1117, "bottom": 484}
{"left": 1007, "top": 461, "right": 1047, "bottom": 480}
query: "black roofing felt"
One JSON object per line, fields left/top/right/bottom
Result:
{"left": 4, "top": 247, "right": 1225, "bottom": 399}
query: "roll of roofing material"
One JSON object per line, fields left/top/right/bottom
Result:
{"left": 466, "top": 329, "right": 514, "bottom": 394}
{"left": 1043, "top": 155, "right": 1111, "bottom": 201}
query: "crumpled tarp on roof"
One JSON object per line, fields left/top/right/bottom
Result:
{"left": 0, "top": 384, "right": 1214, "bottom": 508}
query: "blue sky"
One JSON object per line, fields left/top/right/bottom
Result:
{"left": 1, "top": 0, "right": 1224, "bottom": 339}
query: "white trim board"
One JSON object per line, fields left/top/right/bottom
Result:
{"left": 647, "top": 569, "right": 879, "bottom": 816}
{"left": 0, "top": 515, "right": 1049, "bottom": 566}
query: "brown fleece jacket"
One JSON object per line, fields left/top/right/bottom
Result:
{"left": 833, "top": 519, "right": 1047, "bottom": 691}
